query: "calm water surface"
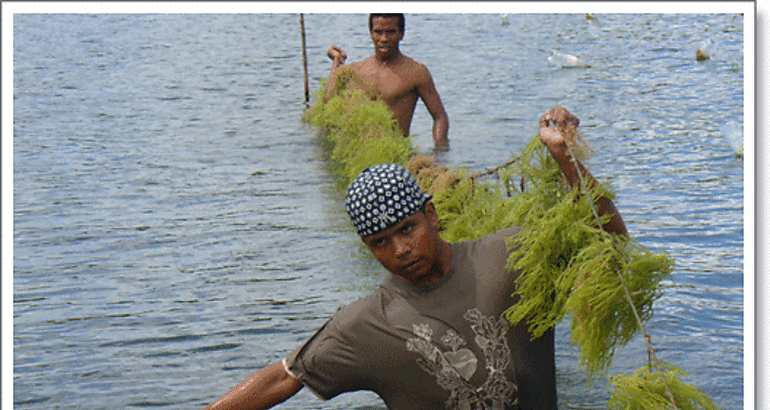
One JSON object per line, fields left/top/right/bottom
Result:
{"left": 12, "top": 13, "right": 744, "bottom": 409}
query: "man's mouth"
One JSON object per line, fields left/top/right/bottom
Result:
{"left": 401, "top": 259, "right": 421, "bottom": 274}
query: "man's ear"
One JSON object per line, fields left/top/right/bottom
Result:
{"left": 424, "top": 201, "right": 439, "bottom": 229}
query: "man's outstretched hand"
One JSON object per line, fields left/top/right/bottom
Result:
{"left": 538, "top": 106, "right": 628, "bottom": 236}
{"left": 539, "top": 106, "right": 580, "bottom": 150}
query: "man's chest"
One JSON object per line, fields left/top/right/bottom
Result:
{"left": 355, "top": 66, "right": 418, "bottom": 103}
{"left": 373, "top": 295, "right": 519, "bottom": 409}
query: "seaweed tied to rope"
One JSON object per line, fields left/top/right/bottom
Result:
{"left": 304, "top": 83, "right": 719, "bottom": 409}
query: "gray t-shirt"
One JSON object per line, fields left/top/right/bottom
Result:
{"left": 284, "top": 227, "right": 556, "bottom": 410}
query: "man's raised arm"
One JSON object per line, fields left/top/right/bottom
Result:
{"left": 324, "top": 46, "right": 348, "bottom": 98}
{"left": 202, "top": 362, "right": 303, "bottom": 410}
{"left": 538, "top": 107, "right": 628, "bottom": 237}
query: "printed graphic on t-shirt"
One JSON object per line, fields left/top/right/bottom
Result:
{"left": 406, "top": 308, "right": 518, "bottom": 409}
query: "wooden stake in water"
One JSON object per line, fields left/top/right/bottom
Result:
{"left": 300, "top": 14, "right": 309, "bottom": 105}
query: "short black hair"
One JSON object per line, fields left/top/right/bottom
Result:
{"left": 369, "top": 13, "right": 405, "bottom": 33}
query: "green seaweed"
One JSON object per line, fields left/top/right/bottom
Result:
{"left": 303, "top": 80, "right": 719, "bottom": 409}
{"left": 607, "top": 362, "right": 719, "bottom": 409}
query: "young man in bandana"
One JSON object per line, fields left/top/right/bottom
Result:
{"left": 325, "top": 13, "right": 450, "bottom": 150}
{"left": 201, "top": 107, "right": 627, "bottom": 410}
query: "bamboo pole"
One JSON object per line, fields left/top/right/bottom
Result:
{"left": 300, "top": 14, "right": 309, "bottom": 105}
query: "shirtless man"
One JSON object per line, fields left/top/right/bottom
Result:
{"left": 325, "top": 14, "right": 450, "bottom": 149}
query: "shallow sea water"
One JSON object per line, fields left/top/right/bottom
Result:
{"left": 12, "top": 12, "right": 745, "bottom": 409}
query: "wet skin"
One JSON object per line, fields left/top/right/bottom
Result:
{"left": 325, "top": 16, "right": 449, "bottom": 147}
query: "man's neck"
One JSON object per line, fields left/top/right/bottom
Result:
{"left": 375, "top": 50, "right": 403, "bottom": 67}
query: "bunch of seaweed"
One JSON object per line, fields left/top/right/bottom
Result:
{"left": 303, "top": 83, "right": 719, "bottom": 409}
{"left": 303, "top": 76, "right": 415, "bottom": 182}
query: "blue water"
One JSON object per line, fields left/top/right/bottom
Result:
{"left": 11, "top": 13, "right": 745, "bottom": 409}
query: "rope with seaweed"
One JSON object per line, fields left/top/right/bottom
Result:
{"left": 560, "top": 122, "right": 677, "bottom": 407}
{"left": 304, "top": 82, "right": 720, "bottom": 409}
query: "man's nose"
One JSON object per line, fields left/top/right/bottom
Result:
{"left": 392, "top": 237, "right": 411, "bottom": 258}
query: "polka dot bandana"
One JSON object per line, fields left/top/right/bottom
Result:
{"left": 345, "top": 164, "right": 432, "bottom": 237}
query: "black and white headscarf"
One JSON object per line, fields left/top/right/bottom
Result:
{"left": 345, "top": 164, "right": 432, "bottom": 237}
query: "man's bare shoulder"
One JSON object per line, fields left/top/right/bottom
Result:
{"left": 400, "top": 54, "right": 424, "bottom": 66}
{"left": 344, "top": 58, "right": 373, "bottom": 77}
{"left": 398, "top": 55, "right": 428, "bottom": 70}
{"left": 396, "top": 55, "right": 431, "bottom": 81}
{"left": 352, "top": 56, "right": 377, "bottom": 68}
